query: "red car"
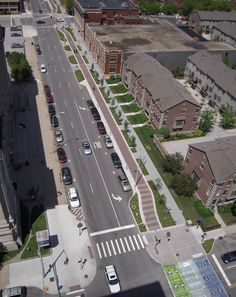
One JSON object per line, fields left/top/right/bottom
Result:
{"left": 46, "top": 93, "right": 54, "bottom": 104}
{"left": 57, "top": 148, "right": 67, "bottom": 163}
{"left": 44, "top": 84, "right": 50, "bottom": 94}
{"left": 97, "top": 121, "right": 106, "bottom": 135}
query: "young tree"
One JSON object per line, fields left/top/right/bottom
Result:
{"left": 65, "top": 0, "right": 74, "bottom": 14}
{"left": 220, "top": 109, "right": 236, "bottom": 129}
{"left": 161, "top": 153, "right": 183, "bottom": 175}
{"left": 171, "top": 173, "right": 198, "bottom": 197}
{"left": 198, "top": 109, "right": 215, "bottom": 132}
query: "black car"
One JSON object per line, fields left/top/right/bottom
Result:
{"left": 87, "top": 100, "right": 95, "bottom": 110}
{"left": 50, "top": 115, "right": 59, "bottom": 128}
{"left": 48, "top": 104, "right": 56, "bottom": 116}
{"left": 36, "top": 20, "right": 45, "bottom": 24}
{"left": 111, "top": 152, "right": 122, "bottom": 168}
{"left": 61, "top": 167, "right": 72, "bottom": 185}
{"left": 91, "top": 107, "right": 101, "bottom": 121}
{"left": 221, "top": 251, "right": 236, "bottom": 264}
{"left": 39, "top": 9, "right": 43, "bottom": 13}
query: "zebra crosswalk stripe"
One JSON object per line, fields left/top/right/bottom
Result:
{"left": 110, "top": 240, "right": 117, "bottom": 255}
{"left": 129, "top": 235, "right": 135, "bottom": 251}
{"left": 124, "top": 237, "right": 131, "bottom": 252}
{"left": 119, "top": 238, "right": 126, "bottom": 253}
{"left": 115, "top": 239, "right": 121, "bottom": 254}
{"left": 96, "top": 243, "right": 102, "bottom": 259}
{"left": 138, "top": 234, "right": 145, "bottom": 248}
{"left": 133, "top": 234, "right": 140, "bottom": 250}
{"left": 106, "top": 241, "right": 112, "bottom": 257}
{"left": 101, "top": 242, "right": 107, "bottom": 258}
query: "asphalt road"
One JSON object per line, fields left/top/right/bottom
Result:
{"left": 29, "top": 1, "right": 172, "bottom": 296}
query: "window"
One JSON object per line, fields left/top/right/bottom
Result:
{"left": 196, "top": 108, "right": 200, "bottom": 112}
{"left": 113, "top": 11, "right": 118, "bottom": 16}
{"left": 214, "top": 94, "right": 217, "bottom": 100}
{"left": 192, "top": 171, "right": 200, "bottom": 183}
{"left": 217, "top": 96, "right": 221, "bottom": 102}
{"left": 174, "top": 120, "right": 185, "bottom": 127}
{"left": 217, "top": 181, "right": 224, "bottom": 187}
{"left": 200, "top": 162, "right": 205, "bottom": 170}
{"left": 189, "top": 147, "right": 192, "bottom": 154}
{"left": 109, "top": 64, "right": 116, "bottom": 73}
{"left": 102, "top": 12, "right": 107, "bottom": 17}
{"left": 198, "top": 79, "right": 202, "bottom": 85}
{"left": 185, "top": 157, "right": 189, "bottom": 164}
{"left": 206, "top": 180, "right": 214, "bottom": 196}
{"left": 110, "top": 55, "right": 117, "bottom": 62}
{"left": 182, "top": 109, "right": 186, "bottom": 114}
{"left": 231, "top": 190, "right": 236, "bottom": 196}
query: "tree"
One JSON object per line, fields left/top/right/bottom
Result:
{"left": 172, "top": 66, "right": 185, "bottom": 78}
{"left": 231, "top": 203, "right": 236, "bottom": 217}
{"left": 198, "top": 109, "right": 215, "bottom": 132}
{"left": 161, "top": 153, "right": 183, "bottom": 175}
{"left": 220, "top": 109, "right": 236, "bottom": 129}
{"left": 65, "top": 0, "right": 74, "bottom": 14}
{"left": 161, "top": 4, "right": 178, "bottom": 15}
{"left": 170, "top": 173, "right": 198, "bottom": 197}
{"left": 6, "top": 52, "right": 31, "bottom": 81}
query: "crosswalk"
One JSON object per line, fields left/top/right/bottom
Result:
{"left": 96, "top": 234, "right": 145, "bottom": 259}
{"left": 70, "top": 207, "right": 83, "bottom": 221}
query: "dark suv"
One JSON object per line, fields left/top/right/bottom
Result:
{"left": 221, "top": 251, "right": 236, "bottom": 264}
{"left": 48, "top": 104, "right": 55, "bottom": 116}
{"left": 91, "top": 107, "right": 101, "bottom": 121}
{"left": 111, "top": 152, "right": 122, "bottom": 168}
{"left": 61, "top": 167, "right": 72, "bottom": 185}
{"left": 97, "top": 121, "right": 106, "bottom": 134}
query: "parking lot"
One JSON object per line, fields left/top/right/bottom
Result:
{"left": 3, "top": 25, "right": 25, "bottom": 53}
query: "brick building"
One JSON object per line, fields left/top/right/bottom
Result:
{"left": 0, "top": 0, "right": 21, "bottom": 14}
{"left": 74, "top": 0, "right": 142, "bottom": 38}
{"left": 122, "top": 53, "right": 201, "bottom": 132}
{"left": 184, "top": 136, "right": 236, "bottom": 207}
{"left": 212, "top": 21, "right": 236, "bottom": 48}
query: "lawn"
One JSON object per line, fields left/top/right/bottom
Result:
{"left": 110, "top": 83, "right": 127, "bottom": 94}
{"left": 68, "top": 55, "right": 77, "bottom": 64}
{"left": 64, "top": 45, "right": 71, "bottom": 51}
{"left": 202, "top": 239, "right": 214, "bottom": 254}
{"left": 56, "top": 29, "right": 65, "bottom": 41}
{"left": 121, "top": 103, "right": 140, "bottom": 113}
{"left": 149, "top": 181, "right": 176, "bottom": 227}
{"left": 122, "top": 130, "right": 136, "bottom": 149}
{"left": 127, "top": 113, "right": 148, "bottom": 125}
{"left": 218, "top": 203, "right": 236, "bottom": 225}
{"left": 136, "top": 159, "right": 149, "bottom": 175}
{"left": 116, "top": 93, "right": 134, "bottom": 103}
{"left": 110, "top": 107, "right": 122, "bottom": 125}
{"left": 83, "top": 55, "right": 89, "bottom": 64}
{"left": 75, "top": 69, "right": 84, "bottom": 82}
{"left": 130, "top": 194, "right": 147, "bottom": 232}
{"left": 106, "top": 75, "right": 121, "bottom": 84}
{"left": 77, "top": 45, "right": 82, "bottom": 51}
{"left": 100, "top": 87, "right": 110, "bottom": 103}
{"left": 91, "top": 70, "right": 100, "bottom": 84}
{"left": 65, "top": 26, "right": 76, "bottom": 41}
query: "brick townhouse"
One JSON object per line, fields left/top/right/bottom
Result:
{"left": 185, "top": 50, "right": 236, "bottom": 113}
{"left": 122, "top": 53, "right": 201, "bottom": 132}
{"left": 212, "top": 22, "right": 236, "bottom": 48}
{"left": 184, "top": 136, "right": 236, "bottom": 207}
{"left": 74, "top": 0, "right": 142, "bottom": 38}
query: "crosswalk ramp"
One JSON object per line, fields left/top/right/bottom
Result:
{"left": 70, "top": 207, "right": 83, "bottom": 221}
{"left": 96, "top": 234, "right": 145, "bottom": 259}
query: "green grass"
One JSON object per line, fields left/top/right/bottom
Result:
{"left": 75, "top": 69, "right": 84, "bottom": 82}
{"left": 110, "top": 107, "right": 122, "bottom": 125}
{"left": 106, "top": 75, "right": 121, "bottom": 84}
{"left": 65, "top": 26, "right": 76, "bottom": 41}
{"left": 116, "top": 93, "right": 134, "bottom": 103}
{"left": 100, "top": 87, "right": 110, "bottom": 103}
{"left": 127, "top": 113, "right": 148, "bottom": 125}
{"left": 121, "top": 103, "right": 140, "bottom": 113}
{"left": 21, "top": 237, "right": 49, "bottom": 259}
{"left": 68, "top": 55, "right": 77, "bottom": 64}
{"left": 110, "top": 83, "right": 127, "bottom": 94}
{"left": 122, "top": 130, "right": 133, "bottom": 147}
{"left": 77, "top": 45, "right": 82, "bottom": 51}
{"left": 56, "top": 29, "right": 65, "bottom": 41}
{"left": 64, "top": 45, "right": 71, "bottom": 51}
{"left": 91, "top": 70, "right": 100, "bottom": 84}
{"left": 136, "top": 159, "right": 149, "bottom": 175}
{"left": 130, "top": 194, "right": 147, "bottom": 232}
{"left": 218, "top": 203, "right": 236, "bottom": 225}
{"left": 83, "top": 55, "right": 89, "bottom": 64}
{"left": 202, "top": 239, "right": 214, "bottom": 254}
{"left": 149, "top": 181, "right": 176, "bottom": 227}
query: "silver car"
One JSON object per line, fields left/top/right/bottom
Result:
{"left": 104, "top": 135, "right": 113, "bottom": 149}
{"left": 82, "top": 140, "right": 92, "bottom": 155}
{"left": 55, "top": 130, "right": 63, "bottom": 143}
{"left": 118, "top": 175, "right": 131, "bottom": 192}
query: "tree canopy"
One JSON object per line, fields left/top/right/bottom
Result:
{"left": 6, "top": 52, "right": 31, "bottom": 81}
{"left": 198, "top": 109, "right": 215, "bottom": 133}
{"left": 170, "top": 173, "right": 198, "bottom": 197}
{"left": 220, "top": 109, "right": 236, "bottom": 129}
{"left": 161, "top": 153, "right": 184, "bottom": 175}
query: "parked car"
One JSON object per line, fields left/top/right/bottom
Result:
{"left": 44, "top": 84, "right": 50, "bottom": 94}
{"left": 11, "top": 43, "right": 23, "bottom": 48}
{"left": 87, "top": 100, "right": 95, "bottom": 110}
{"left": 104, "top": 265, "right": 120, "bottom": 294}
{"left": 104, "top": 135, "right": 113, "bottom": 149}
{"left": 46, "top": 93, "right": 54, "bottom": 104}
{"left": 36, "top": 46, "right": 41, "bottom": 55}
{"left": 50, "top": 115, "right": 59, "bottom": 128}
{"left": 82, "top": 140, "right": 92, "bottom": 155}
{"left": 1, "top": 286, "right": 26, "bottom": 297}
{"left": 57, "top": 148, "right": 67, "bottom": 163}
{"left": 67, "top": 187, "right": 80, "bottom": 208}
{"left": 40, "top": 64, "right": 47, "bottom": 73}
{"left": 61, "top": 167, "right": 72, "bottom": 185}
{"left": 11, "top": 32, "right": 22, "bottom": 37}
{"left": 48, "top": 104, "right": 55, "bottom": 116}
{"left": 118, "top": 174, "right": 131, "bottom": 192}
{"left": 91, "top": 107, "right": 101, "bottom": 121}
{"left": 36, "top": 20, "right": 45, "bottom": 24}
{"left": 56, "top": 18, "right": 64, "bottom": 22}
{"left": 111, "top": 152, "right": 122, "bottom": 168}
{"left": 97, "top": 121, "right": 106, "bottom": 135}
{"left": 38, "top": 9, "right": 42, "bottom": 13}
{"left": 221, "top": 251, "right": 236, "bottom": 264}
{"left": 55, "top": 130, "right": 63, "bottom": 143}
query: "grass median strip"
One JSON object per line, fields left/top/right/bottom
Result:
{"left": 65, "top": 26, "right": 76, "bottom": 41}
{"left": 56, "top": 29, "right": 65, "bottom": 41}
{"left": 83, "top": 55, "right": 89, "bottom": 64}
{"left": 100, "top": 87, "right": 110, "bottom": 103}
{"left": 64, "top": 45, "right": 71, "bottom": 51}
{"left": 110, "top": 107, "right": 122, "bottom": 125}
{"left": 130, "top": 194, "right": 147, "bottom": 232}
{"left": 75, "top": 69, "right": 84, "bottom": 82}
{"left": 136, "top": 159, "right": 149, "bottom": 175}
{"left": 202, "top": 239, "right": 214, "bottom": 254}
{"left": 68, "top": 55, "right": 77, "bottom": 64}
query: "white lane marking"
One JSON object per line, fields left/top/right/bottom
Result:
{"left": 110, "top": 240, "right": 116, "bottom": 255}
{"left": 129, "top": 235, "right": 135, "bottom": 251}
{"left": 106, "top": 241, "right": 112, "bottom": 257}
{"left": 227, "top": 264, "right": 236, "bottom": 269}
{"left": 71, "top": 121, "right": 74, "bottom": 129}
{"left": 66, "top": 289, "right": 85, "bottom": 295}
{"left": 63, "top": 68, "right": 65, "bottom": 72}
{"left": 212, "top": 254, "right": 231, "bottom": 286}
{"left": 59, "top": 82, "right": 61, "bottom": 88}
{"left": 119, "top": 238, "right": 126, "bottom": 253}
{"left": 96, "top": 243, "right": 102, "bottom": 259}
{"left": 101, "top": 242, "right": 107, "bottom": 258}
{"left": 133, "top": 235, "right": 140, "bottom": 250}
{"left": 142, "top": 234, "right": 148, "bottom": 245}
{"left": 47, "top": 45, "right": 50, "bottom": 50}
{"left": 124, "top": 237, "right": 130, "bottom": 252}
{"left": 90, "top": 224, "right": 135, "bottom": 237}
{"left": 89, "top": 183, "right": 94, "bottom": 193}
{"left": 64, "top": 100, "right": 67, "bottom": 106}
{"left": 68, "top": 82, "right": 71, "bottom": 87}
{"left": 55, "top": 68, "right": 57, "bottom": 73}
{"left": 138, "top": 234, "right": 145, "bottom": 248}
{"left": 115, "top": 239, "right": 121, "bottom": 254}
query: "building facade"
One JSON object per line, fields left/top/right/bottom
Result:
{"left": 123, "top": 53, "right": 201, "bottom": 132}
{"left": 184, "top": 136, "right": 236, "bottom": 207}
{"left": 185, "top": 50, "right": 236, "bottom": 113}
{"left": 0, "top": 0, "right": 21, "bottom": 14}
{"left": 212, "top": 22, "right": 236, "bottom": 48}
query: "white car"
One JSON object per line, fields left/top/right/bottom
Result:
{"left": 68, "top": 187, "right": 80, "bottom": 208}
{"left": 82, "top": 140, "right": 92, "bottom": 155}
{"left": 104, "top": 265, "right": 120, "bottom": 294}
{"left": 40, "top": 64, "right": 47, "bottom": 73}
{"left": 104, "top": 135, "right": 113, "bottom": 149}
{"left": 55, "top": 130, "right": 63, "bottom": 143}
{"left": 56, "top": 18, "right": 64, "bottom": 22}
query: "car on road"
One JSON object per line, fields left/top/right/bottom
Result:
{"left": 91, "top": 107, "right": 101, "bottom": 121}
{"left": 38, "top": 9, "right": 42, "bottom": 13}
{"left": 35, "top": 46, "right": 41, "bottom": 55}
{"left": 46, "top": 93, "right": 54, "bottom": 104}
{"left": 67, "top": 187, "right": 80, "bottom": 208}
{"left": 82, "top": 140, "right": 92, "bottom": 155}
{"left": 44, "top": 84, "right": 50, "bottom": 94}
{"left": 1, "top": 286, "right": 27, "bottom": 297}
{"left": 57, "top": 148, "right": 67, "bottom": 163}
{"left": 61, "top": 167, "right": 72, "bottom": 185}
{"left": 11, "top": 32, "right": 22, "bottom": 37}
{"left": 104, "top": 265, "right": 120, "bottom": 294}
{"left": 118, "top": 174, "right": 131, "bottom": 192}
{"left": 56, "top": 18, "right": 64, "bottom": 22}
{"left": 36, "top": 20, "right": 45, "bottom": 24}
{"left": 221, "top": 251, "right": 236, "bottom": 264}
{"left": 55, "top": 130, "right": 63, "bottom": 143}
{"left": 40, "top": 64, "right": 47, "bottom": 73}
{"left": 11, "top": 43, "right": 23, "bottom": 48}
{"left": 111, "top": 152, "right": 122, "bottom": 168}
{"left": 48, "top": 104, "right": 55, "bottom": 116}
{"left": 97, "top": 121, "right": 106, "bottom": 135}
{"left": 104, "top": 135, "right": 113, "bottom": 149}
{"left": 87, "top": 100, "right": 95, "bottom": 110}
{"left": 50, "top": 115, "right": 59, "bottom": 128}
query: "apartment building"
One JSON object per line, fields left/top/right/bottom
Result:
{"left": 0, "top": 0, "right": 21, "bottom": 14}
{"left": 212, "top": 22, "right": 236, "bottom": 48}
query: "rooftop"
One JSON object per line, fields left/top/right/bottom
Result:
{"left": 90, "top": 22, "right": 233, "bottom": 53}
{"left": 126, "top": 53, "right": 200, "bottom": 111}
{"left": 195, "top": 10, "right": 236, "bottom": 22}
{"left": 187, "top": 50, "right": 236, "bottom": 99}
{"left": 190, "top": 136, "right": 236, "bottom": 182}
{"left": 213, "top": 21, "right": 236, "bottom": 40}
{"left": 75, "top": 0, "right": 138, "bottom": 10}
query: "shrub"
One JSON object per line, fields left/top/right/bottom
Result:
{"left": 170, "top": 173, "right": 198, "bottom": 197}
{"left": 6, "top": 52, "right": 31, "bottom": 81}
{"left": 232, "top": 203, "right": 236, "bottom": 216}
{"left": 161, "top": 153, "right": 183, "bottom": 175}
{"left": 193, "top": 129, "right": 204, "bottom": 137}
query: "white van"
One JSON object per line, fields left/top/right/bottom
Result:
{"left": 1, "top": 286, "right": 26, "bottom": 297}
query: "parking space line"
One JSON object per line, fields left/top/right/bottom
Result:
{"left": 138, "top": 234, "right": 145, "bottom": 248}
{"left": 212, "top": 254, "right": 232, "bottom": 286}
{"left": 115, "top": 239, "right": 121, "bottom": 254}
{"left": 101, "top": 242, "right": 107, "bottom": 258}
{"left": 89, "top": 183, "right": 94, "bottom": 193}
{"left": 119, "top": 238, "right": 126, "bottom": 253}
{"left": 129, "top": 235, "right": 135, "bottom": 251}
{"left": 110, "top": 240, "right": 116, "bottom": 255}
{"left": 96, "top": 243, "right": 102, "bottom": 259}
{"left": 133, "top": 234, "right": 140, "bottom": 250}
{"left": 106, "top": 241, "right": 112, "bottom": 257}
{"left": 124, "top": 237, "right": 130, "bottom": 252}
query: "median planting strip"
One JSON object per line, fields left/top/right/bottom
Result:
{"left": 130, "top": 194, "right": 147, "bottom": 232}
{"left": 75, "top": 69, "right": 84, "bottom": 82}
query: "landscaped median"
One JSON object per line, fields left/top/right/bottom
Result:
{"left": 75, "top": 69, "right": 84, "bottom": 82}
{"left": 64, "top": 45, "right": 71, "bottom": 51}
{"left": 202, "top": 238, "right": 214, "bottom": 254}
{"left": 130, "top": 194, "right": 147, "bottom": 232}
{"left": 56, "top": 29, "right": 66, "bottom": 41}
{"left": 68, "top": 55, "right": 77, "bottom": 64}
